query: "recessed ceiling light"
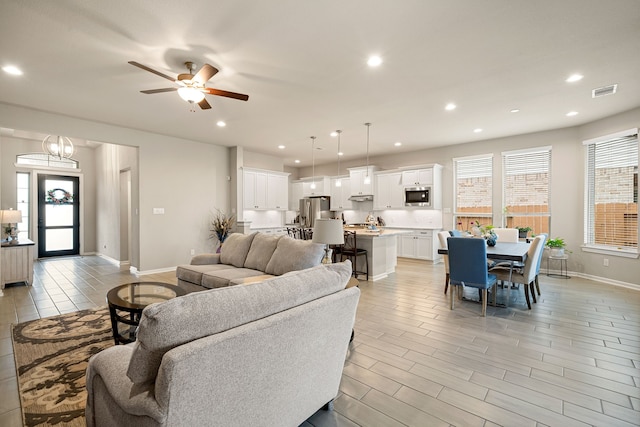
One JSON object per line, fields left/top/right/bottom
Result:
{"left": 2, "top": 65, "right": 23, "bottom": 76}
{"left": 278, "top": 145, "right": 285, "bottom": 149}
{"left": 445, "top": 103, "right": 456, "bottom": 111}
{"left": 216, "top": 121, "right": 226, "bottom": 127}
{"left": 566, "top": 111, "right": 579, "bottom": 117}
{"left": 330, "top": 131, "right": 338, "bottom": 137}
{"left": 294, "top": 159, "right": 300, "bottom": 164}
{"left": 473, "top": 128, "right": 483, "bottom": 133}
{"left": 367, "top": 55, "right": 382, "bottom": 67}
{"left": 566, "top": 74, "right": 583, "bottom": 83}
{"left": 394, "top": 142, "right": 402, "bottom": 147}
{"left": 338, "top": 152, "right": 344, "bottom": 156}
{"left": 510, "top": 109, "right": 520, "bottom": 113}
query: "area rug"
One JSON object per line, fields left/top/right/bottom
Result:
{"left": 12, "top": 307, "right": 114, "bottom": 427}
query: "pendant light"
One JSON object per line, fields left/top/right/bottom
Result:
{"left": 42, "top": 135, "right": 75, "bottom": 159}
{"left": 310, "top": 136, "right": 317, "bottom": 190}
{"left": 335, "top": 130, "right": 342, "bottom": 187}
{"left": 364, "top": 123, "right": 371, "bottom": 185}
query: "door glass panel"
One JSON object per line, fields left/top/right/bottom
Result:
{"left": 45, "top": 205, "right": 74, "bottom": 226}
{"left": 45, "top": 229, "right": 73, "bottom": 251}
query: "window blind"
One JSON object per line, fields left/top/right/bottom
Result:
{"left": 585, "top": 134, "right": 638, "bottom": 250}
{"left": 502, "top": 148, "right": 551, "bottom": 233}
{"left": 454, "top": 155, "right": 493, "bottom": 230}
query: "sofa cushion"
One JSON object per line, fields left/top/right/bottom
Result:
{"left": 176, "top": 264, "right": 236, "bottom": 284}
{"left": 219, "top": 232, "right": 257, "bottom": 268}
{"left": 264, "top": 237, "right": 325, "bottom": 276}
{"left": 127, "top": 261, "right": 352, "bottom": 385}
{"left": 200, "top": 268, "right": 266, "bottom": 289}
{"left": 244, "top": 233, "right": 282, "bottom": 272}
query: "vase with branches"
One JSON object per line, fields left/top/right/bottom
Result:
{"left": 210, "top": 210, "right": 235, "bottom": 252}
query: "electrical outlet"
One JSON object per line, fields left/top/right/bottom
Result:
{"left": 603, "top": 258, "right": 609, "bottom": 267}
{"left": 190, "top": 249, "right": 195, "bottom": 255}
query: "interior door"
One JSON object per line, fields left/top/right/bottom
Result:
{"left": 37, "top": 175, "right": 80, "bottom": 258}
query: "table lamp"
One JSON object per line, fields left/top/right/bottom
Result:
{"left": 312, "top": 219, "right": 345, "bottom": 264}
{"left": 1, "top": 209, "right": 22, "bottom": 243}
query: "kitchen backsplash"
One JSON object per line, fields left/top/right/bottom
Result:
{"left": 246, "top": 202, "right": 442, "bottom": 230}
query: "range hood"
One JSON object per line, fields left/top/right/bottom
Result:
{"left": 348, "top": 194, "right": 374, "bottom": 202}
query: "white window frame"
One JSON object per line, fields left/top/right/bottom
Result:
{"left": 582, "top": 128, "right": 639, "bottom": 258}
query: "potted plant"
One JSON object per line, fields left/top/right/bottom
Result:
{"left": 210, "top": 210, "right": 235, "bottom": 253}
{"left": 516, "top": 226, "right": 532, "bottom": 239}
{"left": 546, "top": 237, "right": 568, "bottom": 257}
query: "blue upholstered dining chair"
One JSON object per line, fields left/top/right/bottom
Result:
{"left": 447, "top": 237, "right": 497, "bottom": 317}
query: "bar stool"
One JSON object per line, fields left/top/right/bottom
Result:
{"left": 340, "top": 230, "right": 368, "bottom": 280}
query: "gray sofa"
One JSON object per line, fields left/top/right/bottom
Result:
{"left": 86, "top": 261, "right": 359, "bottom": 427}
{"left": 176, "top": 232, "right": 326, "bottom": 293}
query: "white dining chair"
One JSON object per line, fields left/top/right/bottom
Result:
{"left": 492, "top": 228, "right": 519, "bottom": 243}
{"left": 437, "top": 231, "right": 451, "bottom": 294}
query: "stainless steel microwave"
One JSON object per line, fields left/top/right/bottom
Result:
{"left": 405, "top": 186, "right": 431, "bottom": 207}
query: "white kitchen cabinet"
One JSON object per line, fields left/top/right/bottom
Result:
{"left": 267, "top": 174, "right": 288, "bottom": 210}
{"left": 330, "top": 177, "right": 352, "bottom": 210}
{"left": 243, "top": 168, "right": 289, "bottom": 210}
{"left": 402, "top": 168, "right": 433, "bottom": 186}
{"left": 301, "top": 176, "right": 330, "bottom": 197}
{"left": 396, "top": 229, "right": 437, "bottom": 261}
{"left": 374, "top": 172, "right": 404, "bottom": 209}
{"left": 348, "top": 166, "right": 378, "bottom": 196}
{"left": 290, "top": 181, "right": 303, "bottom": 210}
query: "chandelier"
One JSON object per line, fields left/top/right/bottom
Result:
{"left": 42, "top": 135, "right": 75, "bottom": 159}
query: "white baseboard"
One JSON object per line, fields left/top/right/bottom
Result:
{"left": 135, "top": 266, "right": 177, "bottom": 276}
{"left": 573, "top": 272, "right": 640, "bottom": 291}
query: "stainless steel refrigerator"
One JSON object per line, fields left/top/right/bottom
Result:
{"left": 299, "top": 197, "right": 331, "bottom": 228}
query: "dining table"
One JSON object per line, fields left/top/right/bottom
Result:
{"left": 438, "top": 240, "right": 531, "bottom": 307}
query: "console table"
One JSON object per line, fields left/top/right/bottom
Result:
{"left": 1, "top": 238, "right": 35, "bottom": 289}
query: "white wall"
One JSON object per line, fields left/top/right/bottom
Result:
{"left": 0, "top": 103, "right": 230, "bottom": 273}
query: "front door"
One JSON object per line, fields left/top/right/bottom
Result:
{"left": 37, "top": 175, "right": 80, "bottom": 258}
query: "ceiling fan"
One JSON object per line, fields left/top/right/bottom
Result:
{"left": 128, "top": 61, "right": 249, "bottom": 110}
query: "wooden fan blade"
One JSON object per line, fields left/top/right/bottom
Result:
{"left": 193, "top": 64, "right": 219, "bottom": 85}
{"left": 204, "top": 88, "right": 249, "bottom": 101}
{"left": 198, "top": 98, "right": 212, "bottom": 110}
{"left": 128, "top": 61, "right": 176, "bottom": 82}
{"left": 141, "top": 88, "right": 178, "bottom": 94}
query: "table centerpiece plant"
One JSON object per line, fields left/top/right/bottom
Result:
{"left": 210, "top": 210, "right": 235, "bottom": 253}
{"left": 471, "top": 221, "right": 498, "bottom": 246}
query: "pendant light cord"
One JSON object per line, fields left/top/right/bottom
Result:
{"left": 365, "top": 123, "right": 371, "bottom": 177}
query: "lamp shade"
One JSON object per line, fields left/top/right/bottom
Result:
{"left": 312, "top": 219, "right": 344, "bottom": 245}
{"left": 1, "top": 209, "right": 22, "bottom": 224}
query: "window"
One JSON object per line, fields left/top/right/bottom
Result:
{"left": 454, "top": 155, "right": 493, "bottom": 231}
{"left": 584, "top": 130, "right": 638, "bottom": 254}
{"left": 502, "top": 147, "right": 551, "bottom": 234}
{"left": 16, "top": 172, "right": 30, "bottom": 241}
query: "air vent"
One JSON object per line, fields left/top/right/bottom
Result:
{"left": 592, "top": 84, "right": 617, "bottom": 98}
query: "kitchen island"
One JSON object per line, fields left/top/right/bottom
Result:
{"left": 342, "top": 227, "right": 410, "bottom": 281}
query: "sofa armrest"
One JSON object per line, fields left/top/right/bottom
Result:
{"left": 190, "top": 253, "right": 221, "bottom": 265}
{"left": 86, "top": 345, "right": 165, "bottom": 426}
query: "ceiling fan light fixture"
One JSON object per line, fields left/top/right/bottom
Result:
{"left": 178, "top": 86, "right": 205, "bottom": 103}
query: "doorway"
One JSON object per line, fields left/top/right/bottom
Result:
{"left": 37, "top": 175, "right": 80, "bottom": 258}
{"left": 119, "top": 169, "right": 132, "bottom": 264}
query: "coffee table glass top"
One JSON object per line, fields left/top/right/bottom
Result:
{"left": 108, "top": 282, "right": 184, "bottom": 310}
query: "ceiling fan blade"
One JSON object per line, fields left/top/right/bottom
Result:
{"left": 141, "top": 88, "right": 178, "bottom": 94}
{"left": 204, "top": 88, "right": 249, "bottom": 101}
{"left": 198, "top": 98, "right": 212, "bottom": 110}
{"left": 193, "top": 64, "right": 219, "bottom": 85}
{"left": 128, "top": 61, "right": 176, "bottom": 82}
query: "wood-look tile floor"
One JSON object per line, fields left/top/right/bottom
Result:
{"left": 0, "top": 256, "right": 638, "bottom": 426}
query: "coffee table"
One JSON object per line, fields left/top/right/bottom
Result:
{"left": 107, "top": 282, "right": 185, "bottom": 345}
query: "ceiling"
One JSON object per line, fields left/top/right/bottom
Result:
{"left": 1, "top": 1, "right": 639, "bottom": 167}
